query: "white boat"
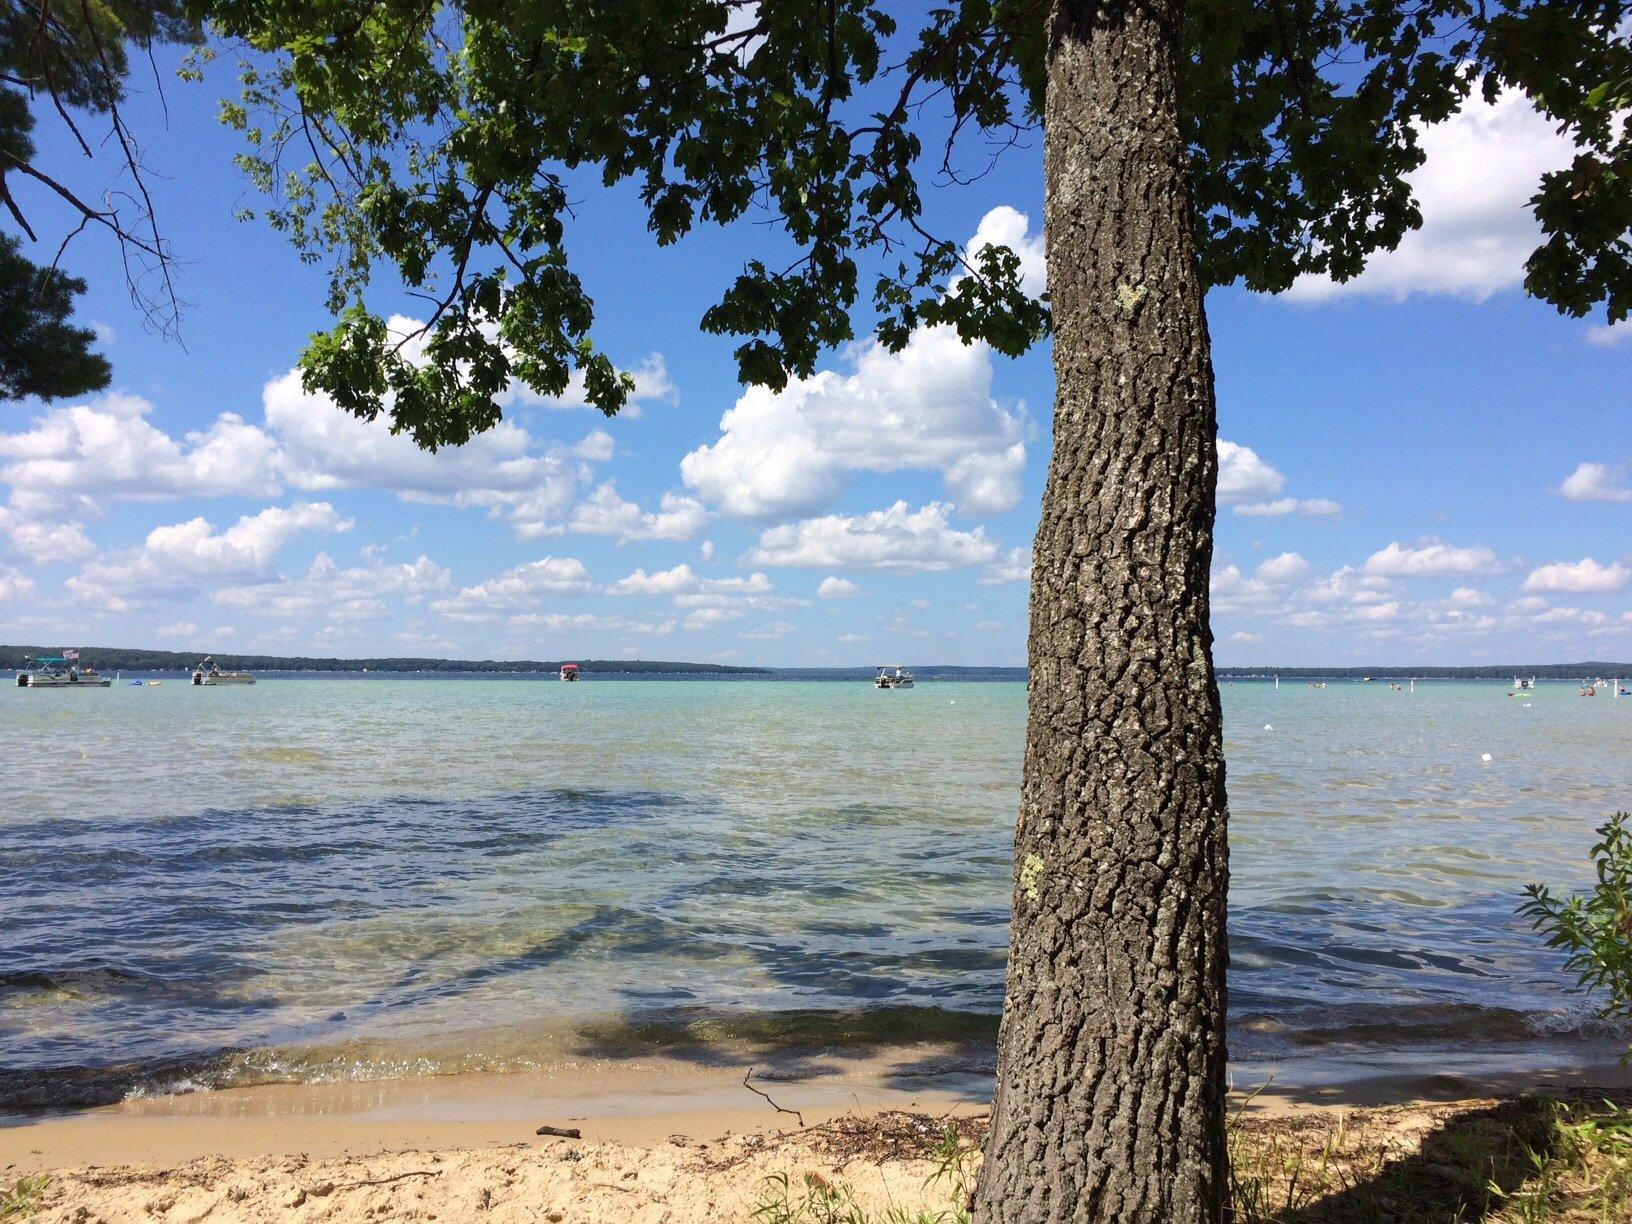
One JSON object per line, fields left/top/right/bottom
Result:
{"left": 193, "top": 657, "right": 255, "bottom": 685}
{"left": 1513, "top": 676, "right": 1536, "bottom": 691}
{"left": 16, "top": 653, "right": 110, "bottom": 688}
{"left": 875, "top": 665, "right": 915, "bottom": 689}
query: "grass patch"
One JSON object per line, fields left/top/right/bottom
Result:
{"left": 751, "top": 1169, "right": 967, "bottom": 1224}
{"left": 1230, "top": 1094, "right": 1632, "bottom": 1223}
{"left": 0, "top": 1177, "right": 49, "bottom": 1220}
{"left": 753, "top": 1121, "right": 977, "bottom": 1224}
{"left": 1486, "top": 1099, "right": 1632, "bottom": 1223}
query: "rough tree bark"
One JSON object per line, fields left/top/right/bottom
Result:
{"left": 972, "top": 0, "right": 1230, "bottom": 1220}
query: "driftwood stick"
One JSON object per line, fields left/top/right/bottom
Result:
{"left": 742, "top": 1067, "right": 805, "bottom": 1126}
{"left": 333, "top": 1170, "right": 439, "bottom": 1189}
{"left": 536, "top": 1125, "right": 583, "bottom": 1139}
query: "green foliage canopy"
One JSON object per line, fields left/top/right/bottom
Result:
{"left": 200, "top": 0, "right": 1630, "bottom": 447}
{"left": 0, "top": 233, "right": 109, "bottom": 399}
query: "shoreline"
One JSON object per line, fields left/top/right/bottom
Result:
{"left": 4, "top": 1048, "right": 983, "bottom": 1170}
{"left": 7, "top": 1036, "right": 1632, "bottom": 1173}
{"left": 7, "top": 1031, "right": 1632, "bottom": 1220}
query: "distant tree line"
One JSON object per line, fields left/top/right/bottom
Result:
{"left": 1219, "top": 664, "right": 1632, "bottom": 680}
{"left": 11, "top": 652, "right": 1624, "bottom": 681}
{"left": 0, "top": 646, "right": 763, "bottom": 675}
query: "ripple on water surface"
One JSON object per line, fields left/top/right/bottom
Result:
{"left": 1, "top": 677, "right": 1628, "bottom": 1105}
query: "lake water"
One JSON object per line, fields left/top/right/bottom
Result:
{"left": 3, "top": 676, "right": 1629, "bottom": 1107}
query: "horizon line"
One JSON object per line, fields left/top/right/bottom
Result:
{"left": 6, "top": 645, "right": 1632, "bottom": 674}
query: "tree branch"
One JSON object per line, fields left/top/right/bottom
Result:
{"left": 742, "top": 1067, "right": 804, "bottom": 1127}
{"left": 0, "top": 157, "right": 161, "bottom": 259}
{"left": 74, "top": 0, "right": 180, "bottom": 334}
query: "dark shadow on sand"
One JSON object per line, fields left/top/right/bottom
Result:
{"left": 1273, "top": 1096, "right": 1557, "bottom": 1223}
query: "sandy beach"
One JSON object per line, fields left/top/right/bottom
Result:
{"left": 7, "top": 1107, "right": 981, "bottom": 1224}
{"left": 2, "top": 1052, "right": 993, "bottom": 1222}
{"left": 11, "top": 1091, "right": 1632, "bottom": 1223}
{"left": 7, "top": 1048, "right": 1632, "bottom": 1222}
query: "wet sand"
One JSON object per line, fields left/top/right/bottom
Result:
{"left": 1, "top": 1043, "right": 991, "bottom": 1171}
{"left": 8, "top": 1032, "right": 1626, "bottom": 1160}
{"left": 9, "top": 1027, "right": 1632, "bottom": 1168}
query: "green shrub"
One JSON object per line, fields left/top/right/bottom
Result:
{"left": 0, "top": 1177, "right": 49, "bottom": 1219}
{"left": 1522, "top": 811, "right": 1632, "bottom": 1036}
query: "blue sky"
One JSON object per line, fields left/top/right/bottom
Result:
{"left": 2, "top": 49, "right": 1629, "bottom": 667}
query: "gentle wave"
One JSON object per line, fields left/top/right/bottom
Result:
{"left": 2, "top": 678, "right": 1628, "bottom": 1104}
{"left": 0, "top": 1005, "right": 1001, "bottom": 1111}
{"left": 4, "top": 993, "right": 1617, "bottom": 1114}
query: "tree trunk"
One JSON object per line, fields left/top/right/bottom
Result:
{"left": 971, "top": 0, "right": 1230, "bottom": 1219}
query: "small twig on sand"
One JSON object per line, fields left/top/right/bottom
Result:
{"left": 333, "top": 1170, "right": 439, "bottom": 1190}
{"left": 536, "top": 1125, "right": 583, "bottom": 1138}
{"left": 743, "top": 1066, "right": 805, "bottom": 1127}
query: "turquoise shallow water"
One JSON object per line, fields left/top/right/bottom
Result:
{"left": 2, "top": 676, "right": 1630, "bottom": 1102}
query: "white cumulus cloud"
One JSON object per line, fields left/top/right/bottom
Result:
{"left": 0, "top": 393, "right": 282, "bottom": 515}
{"left": 0, "top": 565, "right": 35, "bottom": 601}
{"left": 506, "top": 352, "right": 677, "bottom": 415}
{"left": 1559, "top": 462, "right": 1632, "bottom": 504}
{"left": 1216, "top": 441, "right": 1285, "bottom": 504}
{"left": 608, "top": 563, "right": 770, "bottom": 598}
{"left": 264, "top": 370, "right": 581, "bottom": 539}
{"left": 567, "top": 484, "right": 708, "bottom": 543}
{"left": 1287, "top": 91, "right": 1575, "bottom": 303}
{"left": 215, "top": 552, "right": 451, "bottom": 620}
{"left": 817, "top": 576, "right": 860, "bottom": 598}
{"left": 572, "top": 430, "right": 616, "bottom": 463}
{"left": 965, "top": 205, "right": 1047, "bottom": 297}
{"left": 68, "top": 502, "right": 351, "bottom": 611}
{"left": 684, "top": 606, "right": 742, "bottom": 631}
{"left": 1363, "top": 539, "right": 1500, "bottom": 577}
{"left": 0, "top": 372, "right": 640, "bottom": 550}
{"left": 747, "top": 502, "right": 1000, "bottom": 571}
{"left": 681, "top": 325, "right": 1027, "bottom": 519}
{"left": 1215, "top": 442, "right": 1339, "bottom": 517}
{"left": 980, "top": 545, "right": 1030, "bottom": 585}
{"left": 1256, "top": 552, "right": 1311, "bottom": 583}
{"left": 1522, "top": 558, "right": 1631, "bottom": 594}
{"left": 430, "top": 557, "right": 593, "bottom": 619}
{"left": 605, "top": 565, "right": 794, "bottom": 622}
{"left": 0, "top": 510, "right": 96, "bottom": 564}
{"left": 608, "top": 563, "right": 706, "bottom": 597}
{"left": 1235, "top": 497, "right": 1342, "bottom": 518}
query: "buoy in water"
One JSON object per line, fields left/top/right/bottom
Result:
{"left": 1481, "top": 753, "right": 1493, "bottom": 762}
